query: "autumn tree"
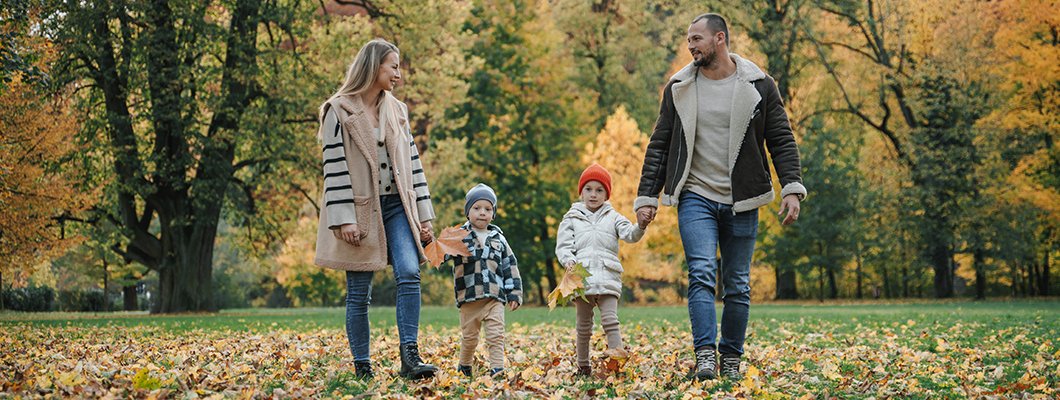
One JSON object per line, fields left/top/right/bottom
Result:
{"left": 47, "top": 1, "right": 318, "bottom": 312}
{"left": 0, "top": 6, "right": 92, "bottom": 307}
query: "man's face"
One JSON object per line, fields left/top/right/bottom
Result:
{"left": 687, "top": 20, "right": 721, "bottom": 68}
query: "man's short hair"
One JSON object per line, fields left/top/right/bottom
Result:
{"left": 691, "top": 13, "right": 729, "bottom": 47}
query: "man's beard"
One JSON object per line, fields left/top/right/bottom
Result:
{"left": 693, "top": 48, "right": 716, "bottom": 68}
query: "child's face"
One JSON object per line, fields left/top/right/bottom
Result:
{"left": 467, "top": 199, "right": 494, "bottom": 230}
{"left": 580, "top": 180, "right": 607, "bottom": 211}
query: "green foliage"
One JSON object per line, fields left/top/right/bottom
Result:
{"left": 762, "top": 117, "right": 863, "bottom": 299}
{"left": 1, "top": 286, "right": 55, "bottom": 311}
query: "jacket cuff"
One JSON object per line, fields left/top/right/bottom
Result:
{"left": 633, "top": 196, "right": 659, "bottom": 213}
{"left": 507, "top": 294, "right": 522, "bottom": 304}
{"left": 326, "top": 204, "right": 357, "bottom": 230}
{"left": 780, "top": 182, "right": 807, "bottom": 201}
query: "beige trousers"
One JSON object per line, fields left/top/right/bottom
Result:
{"left": 574, "top": 294, "right": 623, "bottom": 367}
{"left": 459, "top": 298, "right": 506, "bottom": 369}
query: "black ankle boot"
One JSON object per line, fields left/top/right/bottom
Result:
{"left": 354, "top": 360, "right": 373, "bottom": 379}
{"left": 399, "top": 343, "right": 438, "bottom": 380}
{"left": 457, "top": 365, "right": 472, "bottom": 377}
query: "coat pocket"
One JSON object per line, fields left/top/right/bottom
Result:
{"left": 354, "top": 196, "right": 373, "bottom": 235}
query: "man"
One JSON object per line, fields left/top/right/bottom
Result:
{"left": 635, "top": 13, "right": 806, "bottom": 381}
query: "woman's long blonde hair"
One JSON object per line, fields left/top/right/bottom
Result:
{"left": 319, "top": 39, "right": 405, "bottom": 141}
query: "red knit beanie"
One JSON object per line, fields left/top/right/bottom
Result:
{"left": 578, "top": 163, "right": 612, "bottom": 199}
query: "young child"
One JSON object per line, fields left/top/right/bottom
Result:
{"left": 555, "top": 163, "right": 646, "bottom": 376}
{"left": 449, "top": 183, "right": 523, "bottom": 378}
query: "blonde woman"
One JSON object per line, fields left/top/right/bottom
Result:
{"left": 314, "top": 39, "right": 438, "bottom": 380}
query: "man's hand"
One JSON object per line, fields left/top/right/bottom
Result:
{"left": 636, "top": 206, "right": 657, "bottom": 229}
{"left": 778, "top": 194, "right": 801, "bottom": 226}
{"left": 419, "top": 221, "right": 434, "bottom": 244}
{"left": 335, "top": 223, "right": 365, "bottom": 246}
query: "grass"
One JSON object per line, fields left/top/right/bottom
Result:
{"left": 2, "top": 298, "right": 1057, "bottom": 332}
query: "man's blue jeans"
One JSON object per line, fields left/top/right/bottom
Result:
{"left": 677, "top": 191, "right": 757, "bottom": 355}
{"left": 345, "top": 194, "right": 422, "bottom": 362}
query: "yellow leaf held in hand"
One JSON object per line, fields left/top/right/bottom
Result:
{"left": 547, "top": 263, "right": 592, "bottom": 310}
{"left": 424, "top": 226, "right": 471, "bottom": 268}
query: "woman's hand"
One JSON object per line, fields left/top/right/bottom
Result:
{"left": 508, "top": 301, "right": 520, "bottom": 311}
{"left": 419, "top": 221, "right": 434, "bottom": 244}
{"left": 335, "top": 223, "right": 365, "bottom": 246}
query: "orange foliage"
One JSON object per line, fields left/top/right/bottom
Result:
{"left": 0, "top": 77, "right": 92, "bottom": 284}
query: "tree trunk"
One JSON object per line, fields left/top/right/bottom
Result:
{"left": 974, "top": 249, "right": 986, "bottom": 300}
{"left": 154, "top": 212, "right": 220, "bottom": 313}
{"left": 1029, "top": 259, "right": 1039, "bottom": 296}
{"left": 123, "top": 284, "right": 138, "bottom": 311}
{"left": 882, "top": 266, "right": 891, "bottom": 298}
{"left": 102, "top": 256, "right": 109, "bottom": 312}
{"left": 855, "top": 247, "right": 863, "bottom": 299}
{"left": 931, "top": 243, "right": 954, "bottom": 298}
{"left": 1042, "top": 249, "right": 1051, "bottom": 296}
{"left": 817, "top": 265, "right": 824, "bottom": 302}
{"left": 775, "top": 268, "right": 799, "bottom": 299}
{"left": 827, "top": 266, "right": 838, "bottom": 299}
{"left": 0, "top": 270, "right": 4, "bottom": 310}
{"left": 902, "top": 264, "right": 909, "bottom": 298}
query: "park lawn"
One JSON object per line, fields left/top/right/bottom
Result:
{"left": 1, "top": 300, "right": 1057, "bottom": 398}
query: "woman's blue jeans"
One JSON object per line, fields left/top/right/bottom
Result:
{"left": 345, "top": 194, "right": 422, "bottom": 362}
{"left": 677, "top": 191, "right": 757, "bottom": 355}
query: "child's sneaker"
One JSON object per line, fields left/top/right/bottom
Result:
{"left": 720, "top": 353, "right": 741, "bottom": 380}
{"left": 575, "top": 365, "right": 592, "bottom": 376}
{"left": 690, "top": 346, "right": 717, "bottom": 381}
{"left": 490, "top": 367, "right": 505, "bottom": 378}
{"left": 457, "top": 365, "right": 472, "bottom": 377}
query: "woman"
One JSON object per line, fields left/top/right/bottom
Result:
{"left": 314, "top": 38, "right": 438, "bottom": 380}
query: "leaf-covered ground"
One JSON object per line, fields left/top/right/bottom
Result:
{"left": 2, "top": 301, "right": 1057, "bottom": 398}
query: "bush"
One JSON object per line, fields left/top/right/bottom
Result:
{"left": 1, "top": 286, "right": 56, "bottom": 311}
{"left": 57, "top": 289, "right": 109, "bottom": 312}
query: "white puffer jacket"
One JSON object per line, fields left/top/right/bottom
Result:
{"left": 555, "top": 202, "right": 645, "bottom": 297}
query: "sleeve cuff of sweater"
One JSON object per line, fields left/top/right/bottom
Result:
{"left": 327, "top": 205, "right": 357, "bottom": 229}
{"left": 780, "top": 182, "right": 807, "bottom": 201}
{"left": 633, "top": 196, "right": 659, "bottom": 213}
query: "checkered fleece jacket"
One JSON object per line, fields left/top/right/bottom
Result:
{"left": 447, "top": 222, "right": 523, "bottom": 307}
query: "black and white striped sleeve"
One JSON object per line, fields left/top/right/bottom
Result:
{"left": 406, "top": 116, "right": 436, "bottom": 222}
{"left": 321, "top": 108, "right": 357, "bottom": 229}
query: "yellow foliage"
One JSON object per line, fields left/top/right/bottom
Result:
{"left": 581, "top": 106, "right": 683, "bottom": 302}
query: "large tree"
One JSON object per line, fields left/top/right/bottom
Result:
{"left": 49, "top": 0, "right": 313, "bottom": 312}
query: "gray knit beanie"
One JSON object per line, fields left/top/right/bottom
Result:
{"left": 464, "top": 183, "right": 497, "bottom": 217}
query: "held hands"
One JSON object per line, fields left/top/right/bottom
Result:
{"left": 335, "top": 223, "right": 366, "bottom": 246}
{"left": 636, "top": 206, "right": 656, "bottom": 229}
{"left": 779, "top": 194, "right": 801, "bottom": 226}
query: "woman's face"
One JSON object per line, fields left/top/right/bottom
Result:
{"left": 374, "top": 52, "right": 401, "bottom": 92}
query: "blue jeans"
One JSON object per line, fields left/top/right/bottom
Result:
{"left": 677, "top": 191, "right": 757, "bottom": 355}
{"left": 345, "top": 194, "right": 422, "bottom": 362}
